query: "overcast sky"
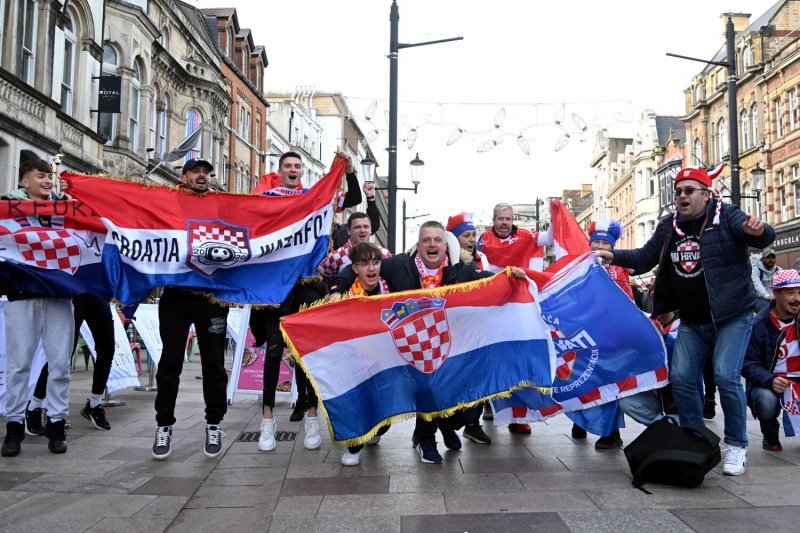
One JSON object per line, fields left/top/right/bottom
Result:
{"left": 193, "top": 0, "right": 777, "bottom": 237}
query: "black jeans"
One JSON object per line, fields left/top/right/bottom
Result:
{"left": 414, "top": 407, "right": 478, "bottom": 442}
{"left": 154, "top": 288, "right": 229, "bottom": 426}
{"left": 34, "top": 294, "right": 115, "bottom": 398}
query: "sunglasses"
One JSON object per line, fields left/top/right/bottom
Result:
{"left": 673, "top": 186, "right": 708, "bottom": 197}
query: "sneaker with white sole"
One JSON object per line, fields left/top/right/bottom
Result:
{"left": 258, "top": 418, "right": 276, "bottom": 452}
{"left": 304, "top": 416, "right": 321, "bottom": 450}
{"left": 341, "top": 449, "right": 361, "bottom": 466}
{"left": 152, "top": 426, "right": 173, "bottom": 460}
{"left": 723, "top": 445, "right": 747, "bottom": 476}
{"left": 204, "top": 425, "right": 225, "bottom": 458}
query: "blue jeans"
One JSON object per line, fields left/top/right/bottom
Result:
{"left": 671, "top": 311, "right": 753, "bottom": 447}
{"left": 749, "top": 386, "right": 781, "bottom": 439}
{"left": 619, "top": 391, "right": 661, "bottom": 426}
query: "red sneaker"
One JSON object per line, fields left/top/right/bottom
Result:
{"left": 508, "top": 423, "right": 531, "bottom": 434}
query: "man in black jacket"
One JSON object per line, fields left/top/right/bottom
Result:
{"left": 742, "top": 269, "right": 800, "bottom": 452}
{"left": 332, "top": 221, "right": 501, "bottom": 464}
{"left": 595, "top": 165, "right": 774, "bottom": 477}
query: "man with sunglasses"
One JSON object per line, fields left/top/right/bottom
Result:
{"left": 594, "top": 165, "right": 775, "bottom": 477}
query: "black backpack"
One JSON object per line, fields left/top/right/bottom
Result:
{"left": 623, "top": 417, "right": 721, "bottom": 490}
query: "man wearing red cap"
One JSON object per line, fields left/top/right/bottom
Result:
{"left": 742, "top": 269, "right": 800, "bottom": 452}
{"left": 595, "top": 165, "right": 775, "bottom": 476}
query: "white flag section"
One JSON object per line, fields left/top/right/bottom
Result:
{"left": 0, "top": 301, "right": 49, "bottom": 415}
{"left": 79, "top": 304, "right": 139, "bottom": 393}
{"left": 133, "top": 304, "right": 162, "bottom": 367}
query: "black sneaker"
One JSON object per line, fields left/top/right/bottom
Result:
{"left": 25, "top": 402, "right": 44, "bottom": 436}
{"left": 571, "top": 424, "right": 587, "bottom": 439}
{"left": 415, "top": 437, "right": 443, "bottom": 464}
{"left": 482, "top": 402, "right": 494, "bottom": 420}
{"left": 289, "top": 401, "right": 307, "bottom": 422}
{"left": 152, "top": 426, "right": 173, "bottom": 460}
{"left": 44, "top": 419, "right": 67, "bottom": 454}
{"left": 1, "top": 421, "right": 25, "bottom": 457}
{"left": 703, "top": 399, "right": 716, "bottom": 421}
{"left": 762, "top": 436, "right": 783, "bottom": 452}
{"left": 439, "top": 426, "right": 462, "bottom": 451}
{"left": 595, "top": 430, "right": 623, "bottom": 450}
{"left": 204, "top": 425, "right": 224, "bottom": 458}
{"left": 463, "top": 424, "right": 492, "bottom": 445}
{"left": 80, "top": 401, "right": 111, "bottom": 430}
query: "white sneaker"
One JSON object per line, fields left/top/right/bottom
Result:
{"left": 304, "top": 416, "right": 321, "bottom": 450}
{"left": 723, "top": 445, "right": 747, "bottom": 476}
{"left": 341, "top": 449, "right": 361, "bottom": 466}
{"left": 258, "top": 418, "right": 276, "bottom": 452}
{"left": 366, "top": 435, "right": 381, "bottom": 446}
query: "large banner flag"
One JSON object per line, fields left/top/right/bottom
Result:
{"left": 0, "top": 200, "right": 111, "bottom": 298}
{"left": 281, "top": 271, "right": 556, "bottom": 445}
{"left": 492, "top": 254, "right": 668, "bottom": 425}
{"left": 63, "top": 160, "right": 345, "bottom": 305}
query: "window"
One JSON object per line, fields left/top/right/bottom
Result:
{"left": 158, "top": 95, "right": 168, "bottom": 156}
{"left": 694, "top": 84, "right": 703, "bottom": 103}
{"left": 129, "top": 63, "right": 141, "bottom": 153}
{"left": 718, "top": 119, "right": 727, "bottom": 159}
{"left": 791, "top": 89, "right": 798, "bottom": 130}
{"left": 241, "top": 45, "right": 248, "bottom": 74}
{"left": 779, "top": 170, "right": 785, "bottom": 185}
{"left": 794, "top": 164, "right": 800, "bottom": 181}
{"left": 776, "top": 97, "right": 784, "bottom": 137}
{"left": 743, "top": 46, "right": 752, "bottom": 69}
{"left": 185, "top": 107, "right": 201, "bottom": 161}
{"left": 226, "top": 27, "right": 233, "bottom": 58}
{"left": 148, "top": 92, "right": 156, "bottom": 152}
{"left": 160, "top": 26, "right": 169, "bottom": 48}
{"left": 21, "top": 0, "right": 37, "bottom": 84}
{"left": 795, "top": 183, "right": 800, "bottom": 219}
{"left": 646, "top": 167, "right": 655, "bottom": 196}
{"left": 751, "top": 103, "right": 759, "bottom": 145}
{"left": 60, "top": 16, "right": 76, "bottom": 113}
{"left": 247, "top": 111, "right": 251, "bottom": 142}
{"left": 0, "top": 0, "right": 6, "bottom": 60}
{"left": 221, "top": 155, "right": 228, "bottom": 189}
{"left": 255, "top": 118, "right": 261, "bottom": 150}
{"left": 780, "top": 187, "right": 788, "bottom": 221}
{"left": 98, "top": 44, "right": 119, "bottom": 143}
{"left": 693, "top": 138, "right": 702, "bottom": 165}
{"left": 741, "top": 110, "right": 750, "bottom": 150}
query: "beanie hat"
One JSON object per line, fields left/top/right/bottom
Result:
{"left": 446, "top": 212, "right": 476, "bottom": 237}
{"left": 673, "top": 163, "right": 725, "bottom": 189}
{"left": 587, "top": 220, "right": 622, "bottom": 248}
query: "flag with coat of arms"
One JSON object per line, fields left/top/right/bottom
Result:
{"left": 491, "top": 253, "right": 668, "bottom": 425}
{"left": 62, "top": 160, "right": 346, "bottom": 305}
{"left": 280, "top": 271, "right": 556, "bottom": 445}
{"left": 782, "top": 381, "right": 800, "bottom": 437}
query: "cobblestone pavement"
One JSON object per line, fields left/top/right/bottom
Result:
{"left": 2, "top": 358, "right": 800, "bottom": 532}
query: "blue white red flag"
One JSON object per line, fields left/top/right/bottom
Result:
{"left": 281, "top": 271, "right": 556, "bottom": 445}
{"left": 492, "top": 254, "right": 668, "bottom": 425}
{"left": 782, "top": 381, "right": 800, "bottom": 437}
{"left": 0, "top": 200, "right": 111, "bottom": 298}
{"left": 63, "top": 161, "right": 345, "bottom": 305}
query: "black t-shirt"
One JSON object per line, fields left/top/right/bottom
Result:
{"left": 667, "top": 215, "right": 712, "bottom": 325}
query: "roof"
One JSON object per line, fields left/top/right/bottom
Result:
{"left": 655, "top": 116, "right": 686, "bottom": 145}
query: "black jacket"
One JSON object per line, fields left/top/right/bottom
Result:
{"left": 333, "top": 252, "right": 492, "bottom": 293}
{"left": 742, "top": 303, "right": 799, "bottom": 400}
{"left": 611, "top": 199, "right": 775, "bottom": 324}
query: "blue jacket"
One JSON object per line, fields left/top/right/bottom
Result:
{"left": 611, "top": 199, "right": 775, "bottom": 325}
{"left": 741, "top": 304, "right": 798, "bottom": 401}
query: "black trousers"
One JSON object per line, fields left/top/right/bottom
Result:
{"left": 414, "top": 407, "right": 478, "bottom": 441}
{"left": 154, "top": 288, "right": 229, "bottom": 426}
{"left": 34, "top": 294, "right": 115, "bottom": 399}
{"left": 251, "top": 280, "right": 325, "bottom": 409}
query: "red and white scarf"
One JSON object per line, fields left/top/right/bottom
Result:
{"left": 265, "top": 186, "right": 347, "bottom": 213}
{"left": 319, "top": 240, "right": 392, "bottom": 277}
{"left": 415, "top": 253, "right": 448, "bottom": 289}
{"left": 770, "top": 314, "right": 800, "bottom": 377}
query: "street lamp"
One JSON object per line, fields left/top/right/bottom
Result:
{"left": 387, "top": 0, "right": 462, "bottom": 253}
{"left": 365, "top": 153, "right": 425, "bottom": 194}
{"left": 402, "top": 199, "right": 430, "bottom": 252}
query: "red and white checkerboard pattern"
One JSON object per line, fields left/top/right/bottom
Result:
{"left": 192, "top": 225, "right": 247, "bottom": 248}
{"left": 390, "top": 309, "right": 451, "bottom": 373}
{"left": 319, "top": 241, "right": 391, "bottom": 277}
{"left": 14, "top": 229, "right": 81, "bottom": 274}
{"left": 677, "top": 240, "right": 700, "bottom": 272}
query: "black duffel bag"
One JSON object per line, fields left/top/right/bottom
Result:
{"left": 623, "top": 416, "right": 721, "bottom": 489}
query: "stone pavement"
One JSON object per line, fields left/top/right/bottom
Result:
{"left": 2, "top": 359, "right": 800, "bottom": 533}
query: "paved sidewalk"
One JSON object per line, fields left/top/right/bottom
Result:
{"left": 2, "top": 359, "right": 800, "bottom": 532}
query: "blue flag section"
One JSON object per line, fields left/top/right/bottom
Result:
{"left": 492, "top": 254, "right": 668, "bottom": 426}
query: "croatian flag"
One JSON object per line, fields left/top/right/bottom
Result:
{"left": 63, "top": 161, "right": 345, "bottom": 305}
{"left": 492, "top": 254, "right": 668, "bottom": 425}
{"left": 782, "top": 381, "right": 800, "bottom": 437}
{"left": 281, "top": 272, "right": 556, "bottom": 445}
{"left": 0, "top": 200, "right": 111, "bottom": 298}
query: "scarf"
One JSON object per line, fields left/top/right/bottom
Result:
{"left": 415, "top": 253, "right": 448, "bottom": 289}
{"left": 349, "top": 277, "right": 389, "bottom": 297}
{"left": 263, "top": 186, "right": 309, "bottom": 197}
{"left": 673, "top": 191, "right": 722, "bottom": 238}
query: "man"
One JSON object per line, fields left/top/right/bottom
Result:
{"left": 255, "top": 150, "right": 362, "bottom": 452}
{"left": 2, "top": 159, "right": 74, "bottom": 456}
{"left": 152, "top": 158, "right": 230, "bottom": 460}
{"left": 752, "top": 248, "right": 780, "bottom": 312}
{"left": 477, "top": 203, "right": 553, "bottom": 433}
{"left": 741, "top": 269, "right": 800, "bottom": 452}
{"left": 319, "top": 211, "right": 391, "bottom": 278}
{"left": 332, "top": 222, "right": 525, "bottom": 464}
{"left": 595, "top": 165, "right": 775, "bottom": 476}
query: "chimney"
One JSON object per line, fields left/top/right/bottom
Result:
{"left": 721, "top": 12, "right": 751, "bottom": 36}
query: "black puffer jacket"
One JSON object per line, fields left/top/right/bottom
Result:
{"left": 611, "top": 199, "right": 775, "bottom": 325}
